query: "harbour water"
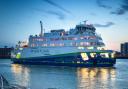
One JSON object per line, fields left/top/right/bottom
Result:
{"left": 0, "top": 59, "right": 128, "bottom": 89}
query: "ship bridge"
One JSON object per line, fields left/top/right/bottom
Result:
{"left": 69, "top": 24, "right": 96, "bottom": 35}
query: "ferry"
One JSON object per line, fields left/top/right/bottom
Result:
{"left": 11, "top": 21, "right": 116, "bottom": 67}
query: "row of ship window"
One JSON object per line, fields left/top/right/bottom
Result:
{"left": 30, "top": 42, "right": 103, "bottom": 47}
{"left": 31, "top": 36, "right": 100, "bottom": 42}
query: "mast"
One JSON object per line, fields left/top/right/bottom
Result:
{"left": 40, "top": 21, "right": 43, "bottom": 36}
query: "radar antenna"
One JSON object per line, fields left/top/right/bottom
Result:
{"left": 83, "top": 20, "right": 88, "bottom": 25}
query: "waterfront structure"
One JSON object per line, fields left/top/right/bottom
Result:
{"left": 0, "top": 47, "right": 13, "bottom": 59}
{"left": 121, "top": 42, "right": 128, "bottom": 56}
{"left": 11, "top": 21, "right": 116, "bottom": 67}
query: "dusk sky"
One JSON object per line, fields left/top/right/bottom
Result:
{"left": 0, "top": 0, "right": 128, "bottom": 51}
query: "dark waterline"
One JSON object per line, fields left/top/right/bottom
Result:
{"left": 0, "top": 59, "right": 128, "bottom": 89}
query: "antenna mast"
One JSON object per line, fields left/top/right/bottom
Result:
{"left": 40, "top": 21, "right": 43, "bottom": 36}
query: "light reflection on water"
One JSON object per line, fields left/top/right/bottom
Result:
{"left": 11, "top": 64, "right": 30, "bottom": 87}
{"left": 0, "top": 59, "right": 128, "bottom": 89}
{"left": 77, "top": 68, "right": 116, "bottom": 89}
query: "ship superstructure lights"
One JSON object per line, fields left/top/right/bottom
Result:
{"left": 111, "top": 52, "right": 115, "bottom": 58}
{"left": 100, "top": 53, "right": 109, "bottom": 58}
{"left": 78, "top": 47, "right": 84, "bottom": 49}
{"left": 19, "top": 48, "right": 23, "bottom": 50}
{"left": 97, "top": 47, "right": 105, "bottom": 50}
{"left": 81, "top": 53, "right": 89, "bottom": 61}
{"left": 16, "top": 52, "right": 21, "bottom": 59}
{"left": 87, "top": 47, "right": 94, "bottom": 50}
{"left": 90, "top": 53, "right": 96, "bottom": 58}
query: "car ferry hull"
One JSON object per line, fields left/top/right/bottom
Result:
{"left": 11, "top": 52, "right": 116, "bottom": 67}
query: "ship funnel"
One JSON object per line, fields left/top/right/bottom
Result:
{"left": 40, "top": 21, "right": 43, "bottom": 36}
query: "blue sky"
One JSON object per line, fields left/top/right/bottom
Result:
{"left": 0, "top": 0, "right": 128, "bottom": 51}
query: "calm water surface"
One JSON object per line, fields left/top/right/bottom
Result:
{"left": 0, "top": 59, "right": 128, "bottom": 89}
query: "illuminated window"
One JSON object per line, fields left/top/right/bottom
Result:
{"left": 86, "top": 42, "right": 90, "bottom": 46}
{"left": 80, "top": 42, "right": 84, "bottom": 46}
{"left": 88, "top": 36, "right": 96, "bottom": 39}
{"left": 100, "top": 53, "right": 109, "bottom": 58}
{"left": 68, "top": 37, "right": 74, "bottom": 40}
{"left": 19, "top": 48, "right": 23, "bottom": 50}
{"left": 60, "top": 43, "right": 64, "bottom": 46}
{"left": 31, "top": 44, "right": 35, "bottom": 47}
{"left": 80, "top": 42, "right": 90, "bottom": 46}
{"left": 81, "top": 53, "right": 89, "bottom": 61}
{"left": 42, "top": 44, "right": 48, "bottom": 46}
{"left": 90, "top": 53, "right": 96, "bottom": 58}
{"left": 90, "top": 42, "right": 96, "bottom": 46}
{"left": 87, "top": 47, "right": 94, "bottom": 49}
{"left": 61, "top": 37, "right": 68, "bottom": 40}
{"left": 97, "top": 47, "right": 105, "bottom": 50}
{"left": 78, "top": 47, "right": 84, "bottom": 49}
{"left": 70, "top": 42, "right": 77, "bottom": 46}
{"left": 50, "top": 43, "right": 55, "bottom": 46}
{"left": 80, "top": 36, "right": 84, "bottom": 40}
{"left": 111, "top": 52, "right": 115, "bottom": 58}
{"left": 16, "top": 52, "right": 21, "bottom": 59}
{"left": 73, "top": 37, "right": 78, "bottom": 40}
{"left": 84, "top": 36, "right": 88, "bottom": 39}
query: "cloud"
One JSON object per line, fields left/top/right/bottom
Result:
{"left": 33, "top": 8, "right": 66, "bottom": 20}
{"left": 111, "top": 9, "right": 125, "bottom": 15}
{"left": 111, "top": 0, "right": 128, "bottom": 15}
{"left": 43, "top": 0, "right": 72, "bottom": 14}
{"left": 93, "top": 22, "right": 114, "bottom": 28}
{"left": 46, "top": 11, "right": 65, "bottom": 20}
{"left": 96, "top": 0, "right": 112, "bottom": 9}
{"left": 90, "top": 13, "right": 97, "bottom": 16}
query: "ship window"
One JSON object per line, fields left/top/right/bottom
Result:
{"left": 73, "top": 37, "right": 78, "bottom": 40}
{"left": 50, "top": 44, "right": 55, "bottom": 46}
{"left": 80, "top": 36, "right": 84, "bottom": 40}
{"left": 80, "top": 42, "right": 84, "bottom": 46}
{"left": 61, "top": 37, "right": 68, "bottom": 40}
{"left": 19, "top": 48, "right": 23, "bottom": 50}
{"left": 81, "top": 53, "right": 89, "bottom": 61}
{"left": 42, "top": 44, "right": 48, "bottom": 46}
{"left": 34, "top": 38, "right": 47, "bottom": 41}
{"left": 88, "top": 36, "right": 96, "bottom": 39}
{"left": 80, "top": 42, "right": 90, "bottom": 46}
{"left": 111, "top": 52, "right": 115, "bottom": 58}
{"left": 60, "top": 43, "right": 64, "bottom": 46}
{"left": 84, "top": 36, "right": 88, "bottom": 39}
{"left": 31, "top": 44, "right": 35, "bottom": 47}
{"left": 71, "top": 42, "right": 78, "bottom": 46}
{"left": 97, "top": 47, "right": 105, "bottom": 50}
{"left": 90, "top": 53, "right": 96, "bottom": 58}
{"left": 87, "top": 47, "right": 94, "bottom": 50}
{"left": 78, "top": 47, "right": 84, "bottom": 49}
{"left": 68, "top": 37, "right": 74, "bottom": 40}
{"left": 100, "top": 53, "right": 109, "bottom": 58}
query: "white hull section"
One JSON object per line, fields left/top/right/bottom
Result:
{"left": 17, "top": 47, "right": 98, "bottom": 58}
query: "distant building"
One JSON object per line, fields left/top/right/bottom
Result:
{"left": 0, "top": 46, "right": 13, "bottom": 59}
{"left": 121, "top": 42, "right": 128, "bottom": 56}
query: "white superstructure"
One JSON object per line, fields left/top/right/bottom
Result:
{"left": 12, "top": 21, "right": 106, "bottom": 59}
